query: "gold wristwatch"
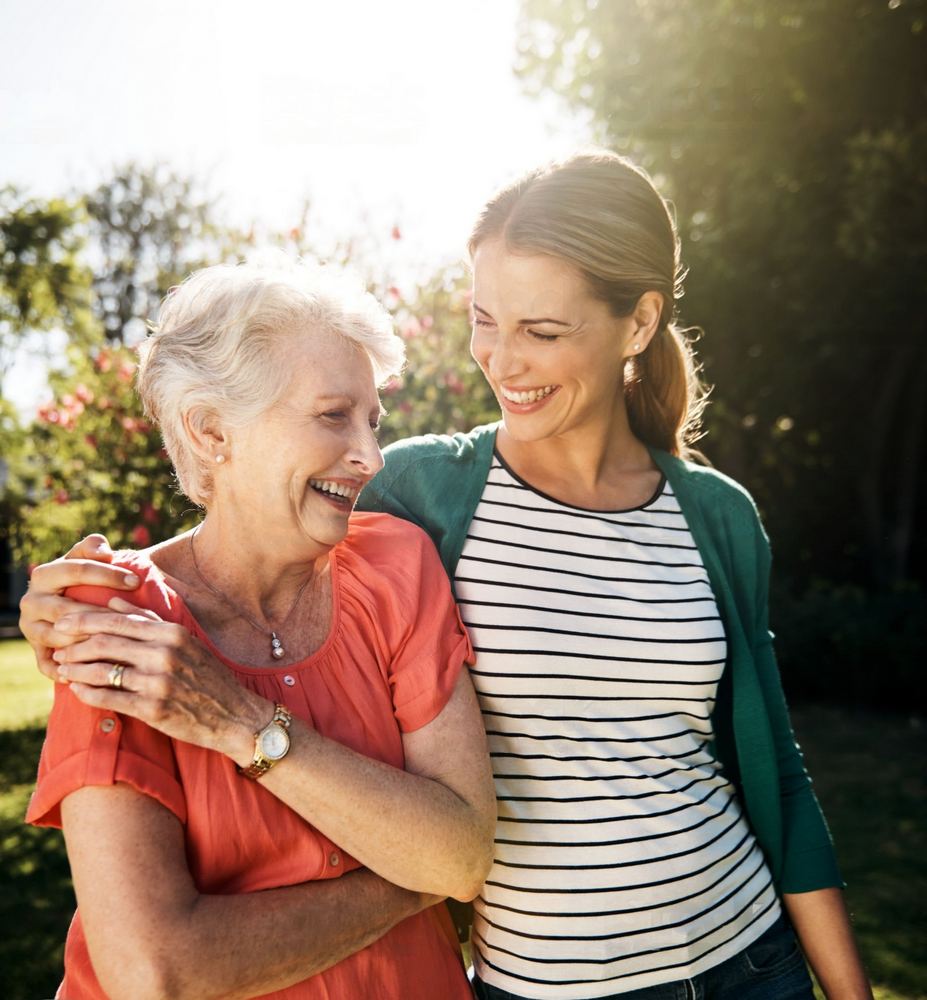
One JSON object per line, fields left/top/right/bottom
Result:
{"left": 239, "top": 704, "right": 292, "bottom": 780}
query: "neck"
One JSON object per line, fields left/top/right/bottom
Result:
{"left": 498, "top": 396, "right": 653, "bottom": 496}
{"left": 188, "top": 509, "right": 329, "bottom": 627}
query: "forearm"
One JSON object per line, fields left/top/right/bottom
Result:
{"left": 168, "top": 870, "right": 428, "bottom": 1000}
{"left": 252, "top": 719, "right": 492, "bottom": 900}
{"left": 782, "top": 888, "right": 873, "bottom": 1000}
{"left": 93, "top": 866, "right": 429, "bottom": 1000}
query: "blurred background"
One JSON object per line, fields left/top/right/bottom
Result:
{"left": 1, "top": 1, "right": 925, "bottom": 997}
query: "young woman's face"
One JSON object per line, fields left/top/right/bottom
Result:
{"left": 470, "top": 238, "right": 639, "bottom": 443}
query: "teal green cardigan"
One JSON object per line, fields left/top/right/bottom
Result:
{"left": 358, "top": 422, "right": 843, "bottom": 894}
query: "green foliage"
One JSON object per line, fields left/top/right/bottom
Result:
{"left": 515, "top": 0, "right": 927, "bottom": 590}
{"left": 8, "top": 343, "right": 198, "bottom": 566}
{"left": 0, "top": 189, "right": 93, "bottom": 390}
{"left": 772, "top": 582, "right": 926, "bottom": 711}
{"left": 85, "top": 163, "right": 238, "bottom": 344}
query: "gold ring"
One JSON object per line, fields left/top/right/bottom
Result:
{"left": 108, "top": 664, "right": 126, "bottom": 690}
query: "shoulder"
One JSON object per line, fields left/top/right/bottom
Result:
{"left": 378, "top": 423, "right": 497, "bottom": 480}
{"left": 652, "top": 449, "right": 765, "bottom": 534}
{"left": 64, "top": 547, "right": 180, "bottom": 618}
{"left": 345, "top": 511, "right": 435, "bottom": 552}
{"left": 342, "top": 513, "right": 444, "bottom": 577}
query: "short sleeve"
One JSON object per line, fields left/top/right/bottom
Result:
{"left": 359, "top": 519, "right": 474, "bottom": 733}
{"left": 25, "top": 553, "right": 187, "bottom": 828}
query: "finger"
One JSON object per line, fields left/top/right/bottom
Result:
{"left": 21, "top": 592, "right": 122, "bottom": 634}
{"left": 28, "top": 558, "right": 140, "bottom": 595}
{"left": 22, "top": 618, "right": 90, "bottom": 652}
{"left": 68, "top": 681, "right": 144, "bottom": 718}
{"left": 57, "top": 661, "right": 137, "bottom": 690}
{"left": 107, "top": 597, "right": 161, "bottom": 621}
{"left": 55, "top": 610, "right": 169, "bottom": 642}
{"left": 53, "top": 631, "right": 182, "bottom": 673}
{"left": 65, "top": 534, "right": 115, "bottom": 561}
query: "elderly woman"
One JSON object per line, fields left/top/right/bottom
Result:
{"left": 24, "top": 259, "right": 496, "bottom": 999}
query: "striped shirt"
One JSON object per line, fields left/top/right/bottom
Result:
{"left": 457, "top": 456, "right": 780, "bottom": 998}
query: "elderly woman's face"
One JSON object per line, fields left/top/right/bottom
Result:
{"left": 219, "top": 330, "right": 384, "bottom": 555}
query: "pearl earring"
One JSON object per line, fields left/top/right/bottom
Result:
{"left": 633, "top": 343, "right": 641, "bottom": 352}
{"left": 215, "top": 454, "right": 226, "bottom": 464}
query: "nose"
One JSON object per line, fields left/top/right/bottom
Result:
{"left": 486, "top": 329, "right": 523, "bottom": 384}
{"left": 350, "top": 422, "right": 384, "bottom": 479}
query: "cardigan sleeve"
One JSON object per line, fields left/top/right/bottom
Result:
{"left": 748, "top": 514, "right": 844, "bottom": 892}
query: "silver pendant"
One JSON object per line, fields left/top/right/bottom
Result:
{"left": 271, "top": 633, "right": 285, "bottom": 660}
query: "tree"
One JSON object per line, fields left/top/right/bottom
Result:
{"left": 0, "top": 189, "right": 91, "bottom": 396}
{"left": 516, "top": 0, "right": 927, "bottom": 588}
{"left": 85, "top": 164, "right": 235, "bottom": 344}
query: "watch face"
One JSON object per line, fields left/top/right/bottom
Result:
{"left": 260, "top": 724, "right": 290, "bottom": 760}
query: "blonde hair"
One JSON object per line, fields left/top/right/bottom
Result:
{"left": 469, "top": 151, "right": 706, "bottom": 456}
{"left": 137, "top": 255, "right": 404, "bottom": 505}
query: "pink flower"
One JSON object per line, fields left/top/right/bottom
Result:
{"left": 95, "top": 351, "right": 113, "bottom": 373}
{"left": 117, "top": 360, "right": 137, "bottom": 383}
{"left": 53, "top": 489, "right": 69, "bottom": 505}
{"left": 391, "top": 225, "right": 402, "bottom": 241}
{"left": 131, "top": 525, "right": 151, "bottom": 547}
{"left": 444, "top": 372, "right": 465, "bottom": 396}
{"left": 75, "top": 383, "right": 94, "bottom": 403}
{"left": 421, "top": 315, "right": 434, "bottom": 329}
{"left": 141, "top": 502, "right": 158, "bottom": 524}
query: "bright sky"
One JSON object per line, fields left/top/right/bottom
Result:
{"left": 2, "top": 0, "right": 594, "bottom": 412}
{"left": 2, "top": 1, "right": 593, "bottom": 411}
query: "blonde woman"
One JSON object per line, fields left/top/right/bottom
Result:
{"left": 22, "top": 153, "right": 871, "bottom": 999}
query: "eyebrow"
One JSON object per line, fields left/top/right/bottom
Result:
{"left": 473, "top": 302, "right": 572, "bottom": 327}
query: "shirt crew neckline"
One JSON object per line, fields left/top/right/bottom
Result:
{"left": 134, "top": 546, "right": 342, "bottom": 676}
{"left": 491, "top": 447, "right": 668, "bottom": 515}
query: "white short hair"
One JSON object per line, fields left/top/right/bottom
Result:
{"left": 137, "top": 254, "right": 405, "bottom": 505}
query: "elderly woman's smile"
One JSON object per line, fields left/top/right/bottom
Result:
{"left": 221, "top": 331, "right": 385, "bottom": 555}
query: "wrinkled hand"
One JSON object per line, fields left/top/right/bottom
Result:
{"left": 53, "top": 602, "right": 270, "bottom": 763}
{"left": 19, "top": 534, "right": 142, "bottom": 679}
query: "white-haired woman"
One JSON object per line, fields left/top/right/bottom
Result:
{"left": 23, "top": 259, "right": 496, "bottom": 999}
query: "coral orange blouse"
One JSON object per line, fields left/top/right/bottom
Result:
{"left": 27, "top": 513, "right": 475, "bottom": 999}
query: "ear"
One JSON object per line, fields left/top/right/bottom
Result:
{"left": 182, "top": 406, "right": 230, "bottom": 465}
{"left": 624, "top": 291, "right": 665, "bottom": 358}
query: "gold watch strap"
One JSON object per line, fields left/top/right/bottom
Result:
{"left": 239, "top": 704, "right": 292, "bottom": 780}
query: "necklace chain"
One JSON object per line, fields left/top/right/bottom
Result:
{"left": 188, "top": 526, "right": 314, "bottom": 661}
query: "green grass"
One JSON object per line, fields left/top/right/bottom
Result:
{"left": 0, "top": 637, "right": 54, "bottom": 729}
{"left": 1, "top": 640, "right": 924, "bottom": 999}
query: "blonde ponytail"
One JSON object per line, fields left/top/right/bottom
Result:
{"left": 626, "top": 324, "right": 706, "bottom": 456}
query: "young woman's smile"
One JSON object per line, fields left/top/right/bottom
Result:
{"left": 470, "top": 238, "right": 637, "bottom": 444}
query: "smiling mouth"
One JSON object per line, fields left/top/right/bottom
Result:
{"left": 309, "top": 479, "right": 360, "bottom": 505}
{"left": 500, "top": 384, "right": 558, "bottom": 404}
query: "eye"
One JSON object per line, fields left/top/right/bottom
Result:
{"left": 322, "top": 410, "right": 347, "bottom": 421}
{"left": 472, "top": 317, "right": 496, "bottom": 328}
{"left": 528, "top": 330, "right": 559, "bottom": 343}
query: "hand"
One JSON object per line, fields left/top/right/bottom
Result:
{"left": 52, "top": 601, "right": 269, "bottom": 761}
{"left": 19, "top": 534, "right": 142, "bottom": 679}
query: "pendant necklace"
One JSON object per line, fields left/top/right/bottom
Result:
{"left": 188, "top": 526, "right": 314, "bottom": 661}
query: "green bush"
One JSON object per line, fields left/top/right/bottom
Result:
{"left": 772, "top": 582, "right": 925, "bottom": 710}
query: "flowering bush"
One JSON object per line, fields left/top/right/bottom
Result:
{"left": 377, "top": 266, "right": 498, "bottom": 446}
{"left": 9, "top": 344, "right": 198, "bottom": 566}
